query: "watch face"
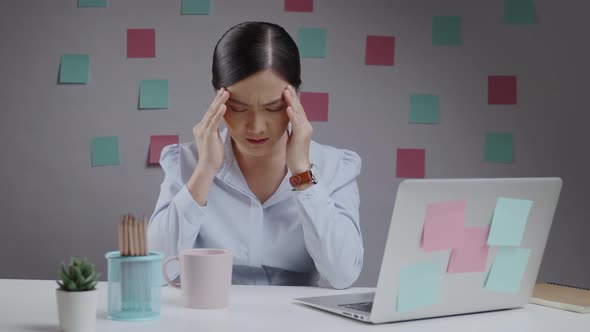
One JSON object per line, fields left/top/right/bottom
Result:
{"left": 310, "top": 163, "right": 320, "bottom": 183}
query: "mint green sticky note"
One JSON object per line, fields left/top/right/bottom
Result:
{"left": 78, "top": 0, "right": 107, "bottom": 7}
{"left": 396, "top": 259, "right": 442, "bottom": 312}
{"left": 59, "top": 54, "right": 90, "bottom": 84}
{"left": 485, "top": 247, "right": 531, "bottom": 292}
{"left": 181, "top": 0, "right": 210, "bottom": 15}
{"left": 504, "top": 0, "right": 535, "bottom": 24}
{"left": 487, "top": 197, "right": 533, "bottom": 246}
{"left": 140, "top": 80, "right": 169, "bottom": 109}
{"left": 409, "top": 94, "right": 439, "bottom": 124}
{"left": 484, "top": 133, "right": 513, "bottom": 163}
{"left": 298, "top": 28, "right": 326, "bottom": 58}
{"left": 91, "top": 136, "right": 120, "bottom": 167}
{"left": 432, "top": 16, "right": 462, "bottom": 46}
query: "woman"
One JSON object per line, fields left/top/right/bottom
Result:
{"left": 148, "top": 21, "right": 363, "bottom": 289}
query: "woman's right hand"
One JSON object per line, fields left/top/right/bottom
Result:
{"left": 192, "top": 88, "right": 229, "bottom": 175}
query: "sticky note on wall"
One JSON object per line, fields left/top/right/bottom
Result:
{"left": 78, "top": 0, "right": 107, "bottom": 7}
{"left": 284, "top": 0, "right": 313, "bottom": 12}
{"left": 422, "top": 200, "right": 466, "bottom": 252}
{"left": 409, "top": 94, "right": 439, "bottom": 124}
{"left": 59, "top": 54, "right": 90, "bottom": 84}
{"left": 484, "top": 133, "right": 513, "bottom": 163}
{"left": 488, "top": 75, "right": 517, "bottom": 105}
{"left": 181, "top": 0, "right": 210, "bottom": 15}
{"left": 397, "top": 259, "right": 442, "bottom": 312}
{"left": 127, "top": 29, "right": 156, "bottom": 58}
{"left": 91, "top": 136, "right": 120, "bottom": 167}
{"left": 485, "top": 247, "right": 531, "bottom": 293}
{"left": 297, "top": 28, "right": 326, "bottom": 58}
{"left": 365, "top": 36, "right": 395, "bottom": 66}
{"left": 300, "top": 92, "right": 329, "bottom": 121}
{"left": 432, "top": 16, "right": 462, "bottom": 46}
{"left": 396, "top": 148, "right": 425, "bottom": 178}
{"left": 448, "top": 226, "right": 490, "bottom": 273}
{"left": 149, "top": 135, "right": 179, "bottom": 165}
{"left": 504, "top": 0, "right": 535, "bottom": 24}
{"left": 487, "top": 197, "right": 533, "bottom": 246}
{"left": 140, "top": 80, "right": 169, "bottom": 109}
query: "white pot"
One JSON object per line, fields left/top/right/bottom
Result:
{"left": 56, "top": 288, "right": 98, "bottom": 332}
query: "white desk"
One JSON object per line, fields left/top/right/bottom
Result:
{"left": 1, "top": 279, "right": 588, "bottom": 331}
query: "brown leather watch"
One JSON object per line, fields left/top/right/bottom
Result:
{"left": 289, "top": 163, "right": 319, "bottom": 187}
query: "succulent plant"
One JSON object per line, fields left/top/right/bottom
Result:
{"left": 57, "top": 257, "right": 101, "bottom": 292}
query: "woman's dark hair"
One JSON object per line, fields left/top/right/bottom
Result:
{"left": 212, "top": 21, "right": 302, "bottom": 91}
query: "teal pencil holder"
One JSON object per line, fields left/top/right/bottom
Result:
{"left": 105, "top": 251, "right": 165, "bottom": 321}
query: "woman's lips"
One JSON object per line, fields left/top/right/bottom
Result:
{"left": 247, "top": 138, "right": 269, "bottom": 145}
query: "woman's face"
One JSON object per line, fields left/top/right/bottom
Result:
{"left": 222, "top": 69, "right": 291, "bottom": 158}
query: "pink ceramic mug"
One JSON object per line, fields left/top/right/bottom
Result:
{"left": 162, "top": 248, "right": 232, "bottom": 309}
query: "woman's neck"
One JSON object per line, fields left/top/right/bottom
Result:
{"left": 232, "top": 131, "right": 288, "bottom": 173}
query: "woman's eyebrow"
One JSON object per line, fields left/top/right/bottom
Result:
{"left": 228, "top": 97, "right": 284, "bottom": 107}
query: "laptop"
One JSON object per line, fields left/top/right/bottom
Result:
{"left": 294, "top": 177, "right": 563, "bottom": 324}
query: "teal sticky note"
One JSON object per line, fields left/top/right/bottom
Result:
{"left": 396, "top": 259, "right": 442, "bottom": 312}
{"left": 504, "top": 0, "right": 535, "bottom": 24}
{"left": 78, "top": 0, "right": 107, "bottom": 7}
{"left": 487, "top": 197, "right": 533, "bottom": 246}
{"left": 298, "top": 28, "right": 326, "bottom": 58}
{"left": 485, "top": 247, "right": 531, "bottom": 292}
{"left": 484, "top": 133, "right": 513, "bottom": 163}
{"left": 140, "top": 80, "right": 169, "bottom": 109}
{"left": 59, "top": 54, "right": 90, "bottom": 84}
{"left": 90, "top": 136, "right": 120, "bottom": 167}
{"left": 432, "top": 16, "right": 462, "bottom": 46}
{"left": 181, "top": 0, "right": 210, "bottom": 15}
{"left": 409, "top": 94, "right": 439, "bottom": 124}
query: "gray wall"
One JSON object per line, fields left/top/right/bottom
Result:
{"left": 1, "top": 0, "right": 588, "bottom": 288}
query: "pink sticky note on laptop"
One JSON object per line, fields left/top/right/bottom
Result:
{"left": 447, "top": 226, "right": 490, "bottom": 273}
{"left": 284, "top": 0, "right": 313, "bottom": 12}
{"left": 127, "top": 29, "right": 156, "bottom": 58}
{"left": 365, "top": 36, "right": 395, "bottom": 66}
{"left": 149, "top": 135, "right": 179, "bottom": 165}
{"left": 300, "top": 92, "right": 329, "bottom": 122}
{"left": 421, "top": 200, "right": 467, "bottom": 252}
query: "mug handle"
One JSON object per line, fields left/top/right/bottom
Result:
{"left": 162, "top": 256, "right": 181, "bottom": 289}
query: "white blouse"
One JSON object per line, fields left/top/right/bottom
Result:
{"left": 147, "top": 128, "right": 363, "bottom": 289}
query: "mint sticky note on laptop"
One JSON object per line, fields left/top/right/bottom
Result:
{"left": 397, "top": 259, "right": 442, "bottom": 312}
{"left": 91, "top": 136, "right": 120, "bottom": 167}
{"left": 487, "top": 197, "right": 533, "bottom": 246}
{"left": 59, "top": 54, "right": 90, "bottom": 84}
{"left": 485, "top": 247, "right": 531, "bottom": 293}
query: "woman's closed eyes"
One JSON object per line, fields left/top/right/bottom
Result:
{"left": 228, "top": 104, "right": 285, "bottom": 113}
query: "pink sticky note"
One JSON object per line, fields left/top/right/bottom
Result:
{"left": 285, "top": 0, "right": 313, "bottom": 12}
{"left": 365, "top": 36, "right": 395, "bottom": 66}
{"left": 396, "top": 148, "right": 425, "bottom": 178}
{"left": 149, "top": 135, "right": 179, "bottom": 165}
{"left": 300, "top": 92, "right": 329, "bottom": 122}
{"left": 421, "top": 200, "right": 467, "bottom": 252}
{"left": 488, "top": 75, "right": 517, "bottom": 105}
{"left": 448, "top": 226, "right": 490, "bottom": 273}
{"left": 127, "top": 29, "right": 156, "bottom": 58}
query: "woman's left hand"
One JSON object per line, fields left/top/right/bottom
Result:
{"left": 283, "top": 85, "right": 313, "bottom": 176}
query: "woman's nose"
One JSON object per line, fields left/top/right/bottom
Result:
{"left": 248, "top": 112, "right": 267, "bottom": 133}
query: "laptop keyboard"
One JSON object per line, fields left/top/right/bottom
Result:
{"left": 338, "top": 301, "right": 373, "bottom": 313}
